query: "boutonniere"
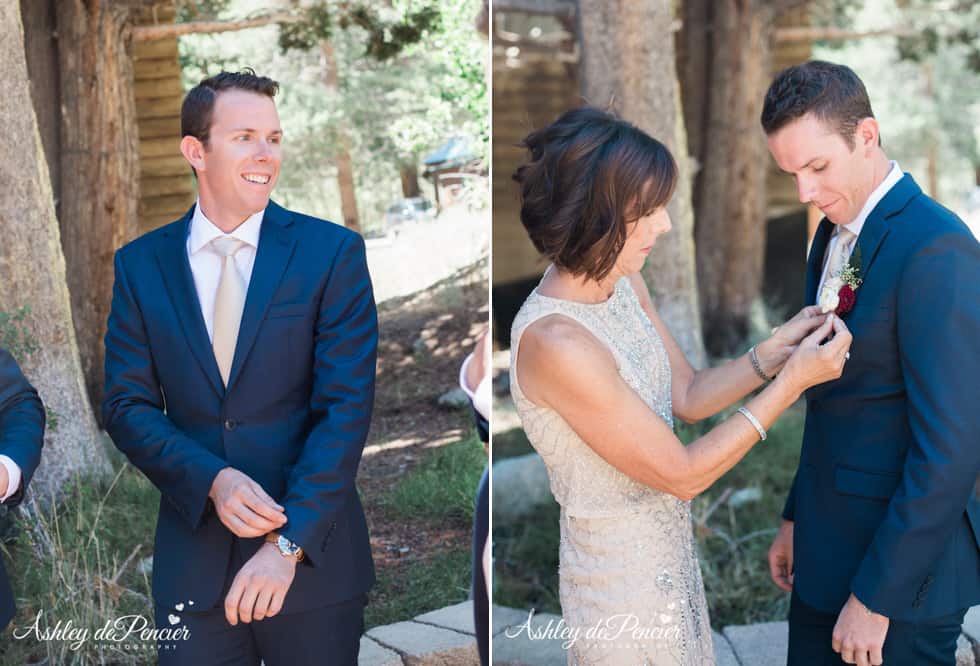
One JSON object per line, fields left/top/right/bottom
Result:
{"left": 818, "top": 246, "right": 863, "bottom": 316}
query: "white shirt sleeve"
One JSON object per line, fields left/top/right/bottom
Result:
{"left": 458, "top": 353, "right": 491, "bottom": 421}
{"left": 0, "top": 454, "right": 23, "bottom": 503}
{"left": 458, "top": 353, "right": 477, "bottom": 400}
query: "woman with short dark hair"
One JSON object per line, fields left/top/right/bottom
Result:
{"left": 509, "top": 107, "right": 853, "bottom": 664}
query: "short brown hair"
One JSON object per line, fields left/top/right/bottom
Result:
{"left": 761, "top": 61, "right": 875, "bottom": 149}
{"left": 181, "top": 68, "right": 279, "bottom": 147}
{"left": 513, "top": 107, "right": 677, "bottom": 282}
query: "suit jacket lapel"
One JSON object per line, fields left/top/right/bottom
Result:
{"left": 854, "top": 174, "right": 920, "bottom": 281}
{"left": 805, "top": 217, "right": 834, "bottom": 305}
{"left": 155, "top": 205, "right": 225, "bottom": 397}
{"left": 226, "top": 201, "right": 297, "bottom": 392}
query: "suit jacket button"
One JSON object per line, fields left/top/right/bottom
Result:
{"left": 224, "top": 419, "right": 237, "bottom": 431}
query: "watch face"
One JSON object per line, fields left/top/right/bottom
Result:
{"left": 277, "top": 535, "right": 300, "bottom": 556}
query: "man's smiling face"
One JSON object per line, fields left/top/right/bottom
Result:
{"left": 195, "top": 89, "right": 282, "bottom": 220}
{"left": 766, "top": 112, "right": 878, "bottom": 226}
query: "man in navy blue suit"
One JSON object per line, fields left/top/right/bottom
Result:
{"left": 0, "top": 348, "right": 44, "bottom": 633}
{"left": 103, "top": 70, "right": 377, "bottom": 664}
{"left": 762, "top": 61, "right": 980, "bottom": 666}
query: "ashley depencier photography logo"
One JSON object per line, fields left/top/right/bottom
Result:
{"left": 11, "top": 609, "right": 191, "bottom": 652}
{"left": 505, "top": 608, "right": 683, "bottom": 651}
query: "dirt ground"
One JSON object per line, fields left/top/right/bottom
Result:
{"left": 358, "top": 258, "right": 489, "bottom": 601}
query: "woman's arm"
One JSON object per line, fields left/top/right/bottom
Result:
{"left": 517, "top": 313, "right": 847, "bottom": 501}
{"left": 626, "top": 274, "right": 822, "bottom": 423}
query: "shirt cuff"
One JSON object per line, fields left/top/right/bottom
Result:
{"left": 459, "top": 352, "right": 491, "bottom": 421}
{"left": 0, "top": 455, "right": 23, "bottom": 503}
{"left": 458, "top": 353, "right": 477, "bottom": 400}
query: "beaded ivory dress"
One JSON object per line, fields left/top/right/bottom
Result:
{"left": 510, "top": 273, "right": 713, "bottom": 665}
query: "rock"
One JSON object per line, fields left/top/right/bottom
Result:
{"left": 963, "top": 606, "right": 980, "bottom": 644}
{"left": 438, "top": 387, "right": 471, "bottom": 409}
{"left": 957, "top": 634, "right": 976, "bottom": 666}
{"left": 492, "top": 605, "right": 532, "bottom": 637}
{"left": 713, "top": 630, "right": 740, "bottom": 666}
{"left": 358, "top": 635, "right": 402, "bottom": 666}
{"left": 728, "top": 487, "right": 762, "bottom": 508}
{"left": 723, "top": 621, "right": 788, "bottom": 666}
{"left": 491, "top": 610, "right": 566, "bottom": 666}
{"left": 137, "top": 556, "right": 153, "bottom": 576}
{"left": 416, "top": 601, "right": 475, "bottom": 635}
{"left": 491, "top": 453, "right": 554, "bottom": 521}
{"left": 367, "top": 620, "right": 478, "bottom": 665}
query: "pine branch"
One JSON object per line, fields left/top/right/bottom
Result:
{"left": 774, "top": 26, "right": 918, "bottom": 43}
{"left": 133, "top": 11, "right": 303, "bottom": 42}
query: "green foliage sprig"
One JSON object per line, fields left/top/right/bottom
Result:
{"left": 278, "top": 2, "right": 441, "bottom": 60}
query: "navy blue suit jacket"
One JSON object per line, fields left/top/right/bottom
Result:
{"left": 103, "top": 201, "right": 377, "bottom": 614}
{"left": 783, "top": 174, "right": 980, "bottom": 621}
{"left": 0, "top": 348, "right": 45, "bottom": 630}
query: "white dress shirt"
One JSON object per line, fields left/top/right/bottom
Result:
{"left": 186, "top": 201, "right": 265, "bottom": 341}
{"left": 0, "top": 455, "right": 21, "bottom": 502}
{"left": 816, "top": 161, "right": 903, "bottom": 296}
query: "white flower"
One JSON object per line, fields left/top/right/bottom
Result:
{"left": 818, "top": 277, "right": 844, "bottom": 313}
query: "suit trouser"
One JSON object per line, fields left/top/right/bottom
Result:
{"left": 787, "top": 589, "right": 967, "bottom": 666}
{"left": 155, "top": 542, "right": 365, "bottom": 666}
{"left": 472, "top": 468, "right": 489, "bottom": 666}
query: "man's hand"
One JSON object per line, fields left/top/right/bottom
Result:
{"left": 209, "top": 468, "right": 286, "bottom": 538}
{"left": 224, "top": 542, "right": 297, "bottom": 625}
{"left": 0, "top": 463, "right": 8, "bottom": 499}
{"left": 832, "top": 594, "right": 889, "bottom": 666}
{"left": 768, "top": 519, "right": 794, "bottom": 592}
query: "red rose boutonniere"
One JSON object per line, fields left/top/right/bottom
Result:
{"left": 818, "top": 246, "right": 863, "bottom": 316}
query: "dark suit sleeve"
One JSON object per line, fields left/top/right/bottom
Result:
{"left": 850, "top": 231, "right": 980, "bottom": 615}
{"left": 0, "top": 348, "right": 44, "bottom": 506}
{"left": 472, "top": 405, "right": 489, "bottom": 444}
{"left": 102, "top": 250, "right": 228, "bottom": 530}
{"left": 781, "top": 470, "right": 797, "bottom": 522}
{"left": 278, "top": 233, "right": 377, "bottom": 567}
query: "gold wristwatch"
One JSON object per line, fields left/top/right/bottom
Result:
{"left": 265, "top": 532, "right": 305, "bottom": 562}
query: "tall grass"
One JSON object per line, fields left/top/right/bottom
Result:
{"left": 0, "top": 453, "right": 159, "bottom": 665}
{"left": 385, "top": 433, "right": 486, "bottom": 524}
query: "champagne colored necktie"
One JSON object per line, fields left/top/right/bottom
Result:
{"left": 824, "top": 227, "right": 856, "bottom": 284}
{"left": 211, "top": 237, "right": 247, "bottom": 386}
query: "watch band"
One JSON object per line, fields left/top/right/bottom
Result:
{"left": 265, "top": 532, "right": 305, "bottom": 561}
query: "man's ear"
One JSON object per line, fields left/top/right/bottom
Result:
{"left": 180, "top": 135, "right": 206, "bottom": 173}
{"left": 856, "top": 117, "right": 879, "bottom": 154}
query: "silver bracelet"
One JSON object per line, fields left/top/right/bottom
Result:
{"left": 737, "top": 407, "right": 767, "bottom": 441}
{"left": 749, "top": 345, "right": 775, "bottom": 382}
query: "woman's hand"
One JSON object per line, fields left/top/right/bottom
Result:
{"left": 778, "top": 314, "right": 853, "bottom": 398}
{"left": 756, "top": 306, "right": 827, "bottom": 377}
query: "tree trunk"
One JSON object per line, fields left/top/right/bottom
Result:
{"left": 578, "top": 0, "right": 706, "bottom": 368}
{"left": 19, "top": 0, "right": 60, "bottom": 217}
{"left": 322, "top": 42, "right": 362, "bottom": 233}
{"left": 399, "top": 162, "right": 422, "bottom": 198}
{"left": 57, "top": 0, "right": 141, "bottom": 416}
{"left": 0, "top": 1, "right": 110, "bottom": 500}
{"left": 681, "top": 1, "right": 772, "bottom": 355}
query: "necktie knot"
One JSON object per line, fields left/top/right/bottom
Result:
{"left": 211, "top": 237, "right": 246, "bottom": 258}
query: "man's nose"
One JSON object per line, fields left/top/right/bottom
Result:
{"left": 796, "top": 176, "right": 815, "bottom": 204}
{"left": 253, "top": 141, "right": 273, "bottom": 161}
